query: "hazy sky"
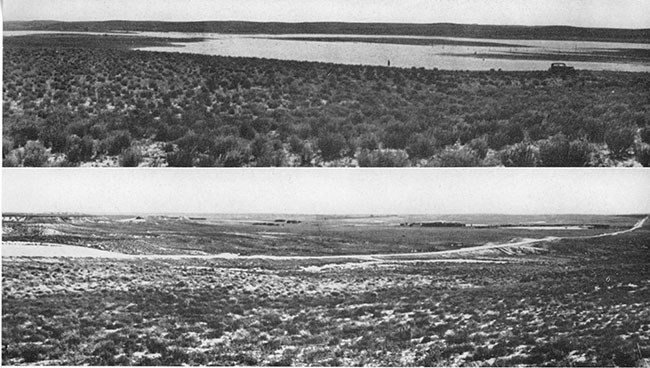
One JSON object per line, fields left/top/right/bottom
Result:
{"left": 3, "top": 169, "right": 649, "bottom": 215}
{"left": 3, "top": 0, "right": 650, "bottom": 28}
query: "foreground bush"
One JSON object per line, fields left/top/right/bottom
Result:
{"left": 118, "top": 146, "right": 143, "bottom": 167}
{"left": 500, "top": 142, "right": 540, "bottom": 167}
{"left": 102, "top": 130, "right": 133, "bottom": 156}
{"left": 406, "top": 134, "right": 436, "bottom": 160}
{"left": 640, "top": 125, "right": 650, "bottom": 144}
{"left": 22, "top": 140, "right": 49, "bottom": 167}
{"left": 636, "top": 143, "right": 650, "bottom": 167}
{"left": 317, "top": 132, "right": 348, "bottom": 161}
{"left": 538, "top": 134, "right": 593, "bottom": 167}
{"left": 167, "top": 149, "right": 194, "bottom": 167}
{"left": 357, "top": 148, "right": 410, "bottom": 167}
{"left": 605, "top": 124, "right": 636, "bottom": 157}
{"left": 428, "top": 144, "right": 481, "bottom": 167}
{"left": 250, "top": 134, "right": 288, "bottom": 167}
{"left": 65, "top": 134, "right": 94, "bottom": 163}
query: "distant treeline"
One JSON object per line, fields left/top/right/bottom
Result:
{"left": 5, "top": 20, "right": 650, "bottom": 43}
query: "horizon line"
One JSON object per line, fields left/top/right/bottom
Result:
{"left": 3, "top": 212, "right": 648, "bottom": 217}
{"left": 4, "top": 19, "right": 650, "bottom": 31}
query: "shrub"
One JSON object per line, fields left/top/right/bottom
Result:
{"left": 287, "top": 134, "right": 304, "bottom": 154}
{"left": 524, "top": 336, "right": 577, "bottom": 365}
{"left": 487, "top": 131, "right": 511, "bottom": 150}
{"left": 503, "top": 124, "right": 525, "bottom": 145}
{"left": 3, "top": 149, "right": 24, "bottom": 167}
{"left": 500, "top": 142, "right": 540, "bottom": 167}
{"left": 67, "top": 119, "right": 91, "bottom": 137}
{"left": 382, "top": 120, "right": 413, "bottom": 149}
{"left": 17, "top": 343, "right": 49, "bottom": 363}
{"left": 317, "top": 132, "right": 347, "bottom": 161}
{"left": 428, "top": 144, "right": 481, "bottom": 167}
{"left": 636, "top": 143, "right": 650, "bottom": 167}
{"left": 39, "top": 127, "right": 68, "bottom": 153}
{"left": 118, "top": 146, "right": 143, "bottom": 167}
{"left": 356, "top": 132, "right": 380, "bottom": 151}
{"left": 417, "top": 346, "right": 442, "bottom": 366}
{"left": 7, "top": 117, "right": 41, "bottom": 147}
{"left": 167, "top": 149, "right": 194, "bottom": 167}
{"left": 156, "top": 123, "right": 188, "bottom": 142}
{"left": 605, "top": 125, "right": 636, "bottom": 157}
{"left": 22, "top": 140, "right": 49, "bottom": 167}
{"left": 65, "top": 134, "right": 94, "bottom": 163}
{"left": 445, "top": 329, "right": 471, "bottom": 345}
{"left": 250, "top": 134, "right": 271, "bottom": 161}
{"left": 211, "top": 135, "right": 243, "bottom": 158}
{"left": 90, "top": 340, "right": 120, "bottom": 365}
{"left": 175, "top": 130, "right": 212, "bottom": 153}
{"left": 218, "top": 148, "right": 251, "bottom": 167}
{"left": 595, "top": 337, "right": 641, "bottom": 367}
{"left": 467, "top": 136, "right": 489, "bottom": 159}
{"left": 103, "top": 130, "right": 132, "bottom": 156}
{"left": 566, "top": 139, "right": 595, "bottom": 167}
{"left": 239, "top": 121, "right": 257, "bottom": 140}
{"left": 431, "top": 127, "right": 459, "bottom": 148}
{"left": 250, "top": 134, "right": 288, "bottom": 166}
{"left": 538, "top": 134, "right": 592, "bottom": 167}
{"left": 357, "top": 149, "right": 410, "bottom": 167}
{"left": 194, "top": 153, "right": 215, "bottom": 167}
{"left": 582, "top": 117, "right": 608, "bottom": 142}
{"left": 641, "top": 125, "right": 650, "bottom": 144}
{"left": 406, "top": 134, "right": 436, "bottom": 159}
{"left": 89, "top": 123, "right": 109, "bottom": 140}
{"left": 3, "top": 137, "right": 14, "bottom": 158}
{"left": 298, "top": 141, "right": 316, "bottom": 167}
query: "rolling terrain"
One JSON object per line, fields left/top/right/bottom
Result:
{"left": 2, "top": 214, "right": 650, "bottom": 366}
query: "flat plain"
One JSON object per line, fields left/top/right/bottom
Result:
{"left": 2, "top": 213, "right": 649, "bottom": 366}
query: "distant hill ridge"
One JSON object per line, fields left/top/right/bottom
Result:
{"left": 5, "top": 20, "right": 650, "bottom": 43}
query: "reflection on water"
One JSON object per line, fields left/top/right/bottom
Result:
{"left": 5, "top": 30, "right": 650, "bottom": 71}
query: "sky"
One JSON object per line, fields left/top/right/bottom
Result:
{"left": 2, "top": 169, "right": 649, "bottom": 215}
{"left": 3, "top": 0, "right": 650, "bottom": 28}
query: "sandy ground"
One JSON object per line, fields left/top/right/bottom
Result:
{"left": 2, "top": 242, "right": 134, "bottom": 258}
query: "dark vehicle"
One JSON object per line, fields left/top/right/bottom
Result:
{"left": 549, "top": 62, "right": 576, "bottom": 74}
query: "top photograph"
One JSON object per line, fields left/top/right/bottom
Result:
{"left": 3, "top": 0, "right": 650, "bottom": 167}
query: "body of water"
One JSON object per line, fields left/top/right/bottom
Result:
{"left": 6, "top": 30, "right": 650, "bottom": 71}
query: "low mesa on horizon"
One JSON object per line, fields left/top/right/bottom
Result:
{"left": 4, "top": 0, "right": 650, "bottom": 28}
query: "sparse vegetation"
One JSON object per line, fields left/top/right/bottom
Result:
{"left": 2, "top": 213, "right": 649, "bottom": 366}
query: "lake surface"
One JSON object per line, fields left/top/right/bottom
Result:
{"left": 5, "top": 30, "right": 650, "bottom": 71}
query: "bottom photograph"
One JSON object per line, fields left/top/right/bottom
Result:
{"left": 2, "top": 169, "right": 650, "bottom": 366}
